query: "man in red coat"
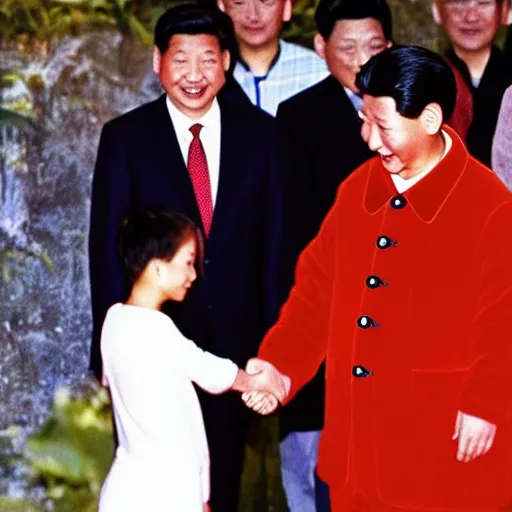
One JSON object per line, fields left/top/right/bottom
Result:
{"left": 245, "top": 45, "right": 512, "bottom": 511}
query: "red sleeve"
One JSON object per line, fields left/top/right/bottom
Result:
{"left": 459, "top": 200, "right": 512, "bottom": 425}
{"left": 258, "top": 201, "right": 337, "bottom": 403}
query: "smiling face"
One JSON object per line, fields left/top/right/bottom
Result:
{"left": 433, "top": 0, "right": 506, "bottom": 55}
{"left": 359, "top": 95, "right": 433, "bottom": 178}
{"left": 314, "top": 17, "right": 391, "bottom": 93}
{"left": 218, "top": 0, "right": 292, "bottom": 50}
{"left": 159, "top": 237, "right": 198, "bottom": 302}
{"left": 153, "top": 33, "right": 230, "bottom": 119}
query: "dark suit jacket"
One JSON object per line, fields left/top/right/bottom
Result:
{"left": 89, "top": 93, "right": 281, "bottom": 378}
{"left": 505, "top": 25, "right": 512, "bottom": 62}
{"left": 276, "top": 75, "right": 373, "bottom": 436}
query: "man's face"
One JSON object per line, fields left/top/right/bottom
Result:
{"left": 359, "top": 95, "right": 429, "bottom": 177}
{"left": 314, "top": 18, "right": 391, "bottom": 93}
{"left": 153, "top": 34, "right": 230, "bottom": 119}
{"left": 433, "top": 0, "right": 506, "bottom": 54}
{"left": 218, "top": 0, "right": 292, "bottom": 50}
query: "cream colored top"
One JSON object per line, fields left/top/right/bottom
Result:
{"left": 99, "top": 303, "right": 238, "bottom": 511}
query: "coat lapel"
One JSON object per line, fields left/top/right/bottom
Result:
{"left": 149, "top": 95, "right": 202, "bottom": 225}
{"left": 209, "top": 100, "right": 240, "bottom": 239}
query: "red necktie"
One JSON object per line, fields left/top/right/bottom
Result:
{"left": 187, "top": 123, "right": 213, "bottom": 236}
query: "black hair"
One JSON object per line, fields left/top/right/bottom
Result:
{"left": 154, "top": 3, "right": 234, "bottom": 54}
{"left": 315, "top": 0, "right": 393, "bottom": 41}
{"left": 356, "top": 45, "right": 457, "bottom": 121}
{"left": 117, "top": 206, "right": 204, "bottom": 286}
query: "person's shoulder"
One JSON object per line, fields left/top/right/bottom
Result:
{"left": 334, "top": 157, "right": 377, "bottom": 199}
{"left": 101, "top": 304, "right": 130, "bottom": 348}
{"left": 279, "top": 40, "right": 328, "bottom": 75}
{"left": 279, "top": 39, "right": 322, "bottom": 62}
{"left": 277, "top": 76, "right": 334, "bottom": 116}
{"left": 501, "top": 85, "right": 512, "bottom": 109}
{"left": 221, "top": 95, "right": 274, "bottom": 128}
{"left": 462, "top": 155, "right": 512, "bottom": 207}
{"left": 489, "top": 46, "right": 512, "bottom": 82}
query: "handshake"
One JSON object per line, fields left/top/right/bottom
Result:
{"left": 240, "top": 358, "right": 291, "bottom": 416}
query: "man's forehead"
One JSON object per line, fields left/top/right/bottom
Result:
{"left": 168, "top": 33, "right": 222, "bottom": 50}
{"left": 435, "top": 0, "right": 500, "bottom": 13}
{"left": 332, "top": 17, "right": 386, "bottom": 39}
{"left": 362, "top": 95, "right": 398, "bottom": 117}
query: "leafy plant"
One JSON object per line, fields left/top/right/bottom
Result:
{"left": 0, "top": 0, "right": 321, "bottom": 46}
{"left": 0, "top": 379, "right": 115, "bottom": 511}
{"left": 0, "top": 496, "right": 39, "bottom": 511}
{"left": 0, "top": 0, "right": 174, "bottom": 43}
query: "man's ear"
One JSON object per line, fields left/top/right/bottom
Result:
{"left": 222, "top": 50, "right": 231, "bottom": 72}
{"left": 153, "top": 46, "right": 162, "bottom": 74}
{"left": 314, "top": 33, "right": 327, "bottom": 60}
{"left": 217, "top": 0, "right": 226, "bottom": 12}
{"left": 282, "top": 0, "right": 293, "bottom": 23}
{"left": 432, "top": 2, "right": 443, "bottom": 25}
{"left": 421, "top": 103, "right": 443, "bottom": 135}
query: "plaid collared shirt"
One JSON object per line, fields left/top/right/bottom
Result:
{"left": 234, "top": 39, "right": 329, "bottom": 116}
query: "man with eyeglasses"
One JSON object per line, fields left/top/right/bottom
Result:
{"left": 433, "top": 0, "right": 512, "bottom": 167}
{"left": 217, "top": 0, "right": 329, "bottom": 115}
{"left": 274, "top": 1, "right": 392, "bottom": 511}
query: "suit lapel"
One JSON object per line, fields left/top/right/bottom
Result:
{"left": 209, "top": 100, "right": 240, "bottom": 239}
{"left": 149, "top": 95, "right": 202, "bottom": 225}
{"left": 326, "top": 77, "right": 361, "bottom": 126}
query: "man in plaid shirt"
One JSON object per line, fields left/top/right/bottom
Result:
{"left": 217, "top": 0, "right": 329, "bottom": 115}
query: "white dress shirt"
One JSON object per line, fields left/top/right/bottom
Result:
{"left": 99, "top": 303, "right": 238, "bottom": 512}
{"left": 391, "top": 130, "right": 453, "bottom": 193}
{"left": 166, "top": 97, "right": 221, "bottom": 207}
{"left": 345, "top": 87, "right": 364, "bottom": 112}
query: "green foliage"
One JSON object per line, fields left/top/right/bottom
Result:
{"left": 0, "top": 107, "right": 33, "bottom": 128}
{"left": 0, "top": 0, "right": 157, "bottom": 42}
{"left": 283, "top": 0, "right": 317, "bottom": 47}
{"left": 0, "top": 381, "right": 115, "bottom": 511}
{"left": 0, "top": 496, "right": 39, "bottom": 511}
{"left": 0, "top": 0, "right": 323, "bottom": 46}
{"left": 27, "top": 384, "right": 115, "bottom": 510}
{"left": 0, "top": 247, "right": 55, "bottom": 282}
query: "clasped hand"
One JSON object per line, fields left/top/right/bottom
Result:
{"left": 242, "top": 358, "right": 290, "bottom": 415}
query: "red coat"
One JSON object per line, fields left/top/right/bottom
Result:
{"left": 259, "top": 126, "right": 512, "bottom": 511}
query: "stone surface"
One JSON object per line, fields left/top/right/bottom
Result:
{"left": 0, "top": 31, "right": 162, "bottom": 437}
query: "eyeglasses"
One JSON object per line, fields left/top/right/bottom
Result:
{"left": 443, "top": 0, "right": 497, "bottom": 15}
{"left": 229, "top": 0, "right": 277, "bottom": 10}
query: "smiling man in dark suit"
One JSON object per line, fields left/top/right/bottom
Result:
{"left": 88, "top": 4, "right": 280, "bottom": 511}
{"left": 274, "top": 1, "right": 392, "bottom": 510}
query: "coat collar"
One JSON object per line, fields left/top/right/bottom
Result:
{"left": 363, "top": 125, "right": 469, "bottom": 222}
